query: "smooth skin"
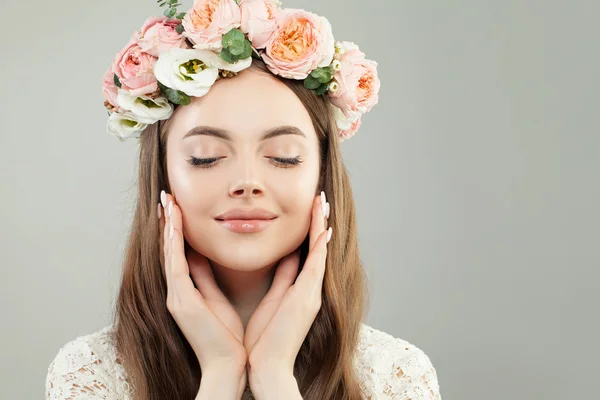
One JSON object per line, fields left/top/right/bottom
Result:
{"left": 159, "top": 189, "right": 331, "bottom": 400}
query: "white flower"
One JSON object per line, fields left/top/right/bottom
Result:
{"left": 331, "top": 59, "right": 341, "bottom": 72}
{"left": 205, "top": 51, "right": 253, "bottom": 73}
{"left": 116, "top": 89, "right": 174, "bottom": 124}
{"left": 153, "top": 48, "right": 252, "bottom": 97}
{"left": 106, "top": 111, "right": 148, "bottom": 142}
{"left": 328, "top": 80, "right": 340, "bottom": 93}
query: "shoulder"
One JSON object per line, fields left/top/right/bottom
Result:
{"left": 354, "top": 323, "right": 442, "bottom": 399}
{"left": 45, "top": 324, "right": 132, "bottom": 399}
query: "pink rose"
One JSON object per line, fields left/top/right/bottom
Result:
{"left": 137, "top": 16, "right": 187, "bottom": 57}
{"left": 111, "top": 39, "right": 158, "bottom": 97}
{"left": 328, "top": 41, "right": 380, "bottom": 117}
{"left": 239, "top": 0, "right": 279, "bottom": 49}
{"left": 332, "top": 105, "right": 362, "bottom": 140}
{"left": 182, "top": 0, "right": 241, "bottom": 51}
{"left": 102, "top": 66, "right": 120, "bottom": 111}
{"left": 339, "top": 116, "right": 361, "bottom": 140}
{"left": 262, "top": 8, "right": 335, "bottom": 80}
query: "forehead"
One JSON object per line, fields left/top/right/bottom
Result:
{"left": 167, "top": 68, "right": 317, "bottom": 143}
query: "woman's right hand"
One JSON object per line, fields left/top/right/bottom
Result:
{"left": 159, "top": 191, "right": 247, "bottom": 392}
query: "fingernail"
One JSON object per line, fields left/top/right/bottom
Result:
{"left": 320, "top": 191, "right": 327, "bottom": 216}
{"left": 157, "top": 203, "right": 162, "bottom": 220}
{"left": 169, "top": 222, "right": 174, "bottom": 239}
{"left": 326, "top": 227, "right": 333, "bottom": 243}
{"left": 325, "top": 202, "right": 330, "bottom": 219}
{"left": 160, "top": 190, "right": 167, "bottom": 208}
{"left": 168, "top": 201, "right": 173, "bottom": 217}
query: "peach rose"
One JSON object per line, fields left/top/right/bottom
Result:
{"left": 102, "top": 66, "right": 120, "bottom": 111}
{"left": 261, "top": 8, "right": 335, "bottom": 80}
{"left": 328, "top": 41, "right": 380, "bottom": 117}
{"left": 239, "top": 0, "right": 279, "bottom": 49}
{"left": 137, "top": 16, "right": 187, "bottom": 57}
{"left": 111, "top": 39, "right": 158, "bottom": 97}
{"left": 182, "top": 0, "right": 241, "bottom": 51}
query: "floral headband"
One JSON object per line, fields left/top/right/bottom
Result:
{"left": 102, "top": 0, "right": 381, "bottom": 142}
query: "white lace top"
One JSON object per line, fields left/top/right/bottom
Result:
{"left": 45, "top": 323, "right": 441, "bottom": 399}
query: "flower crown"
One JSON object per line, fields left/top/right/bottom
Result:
{"left": 102, "top": 0, "right": 380, "bottom": 142}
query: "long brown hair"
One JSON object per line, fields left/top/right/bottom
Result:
{"left": 113, "top": 58, "right": 370, "bottom": 400}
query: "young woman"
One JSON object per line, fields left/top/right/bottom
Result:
{"left": 45, "top": 1, "right": 441, "bottom": 399}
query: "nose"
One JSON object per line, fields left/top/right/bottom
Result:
{"left": 229, "top": 181, "right": 264, "bottom": 198}
{"left": 229, "top": 158, "right": 265, "bottom": 199}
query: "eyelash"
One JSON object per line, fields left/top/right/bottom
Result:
{"left": 186, "top": 156, "right": 303, "bottom": 169}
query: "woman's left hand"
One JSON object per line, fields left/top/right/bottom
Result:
{"left": 244, "top": 191, "right": 332, "bottom": 380}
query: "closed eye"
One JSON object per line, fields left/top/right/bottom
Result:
{"left": 270, "top": 156, "right": 303, "bottom": 167}
{"left": 187, "top": 157, "right": 221, "bottom": 168}
{"left": 186, "top": 156, "right": 303, "bottom": 168}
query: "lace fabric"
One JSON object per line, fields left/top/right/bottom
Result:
{"left": 45, "top": 323, "right": 440, "bottom": 399}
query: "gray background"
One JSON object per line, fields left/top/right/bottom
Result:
{"left": 1, "top": 0, "right": 598, "bottom": 399}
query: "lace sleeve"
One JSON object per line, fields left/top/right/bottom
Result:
{"left": 45, "top": 336, "right": 121, "bottom": 399}
{"left": 355, "top": 324, "right": 442, "bottom": 399}
{"left": 386, "top": 337, "right": 441, "bottom": 400}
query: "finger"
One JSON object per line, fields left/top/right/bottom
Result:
{"left": 244, "top": 251, "right": 301, "bottom": 353}
{"left": 295, "top": 228, "right": 329, "bottom": 300}
{"left": 161, "top": 191, "right": 172, "bottom": 279}
{"left": 187, "top": 249, "right": 229, "bottom": 303}
{"left": 158, "top": 201, "right": 167, "bottom": 283}
{"left": 165, "top": 193, "right": 197, "bottom": 300}
{"left": 309, "top": 192, "right": 328, "bottom": 252}
{"left": 262, "top": 251, "right": 300, "bottom": 303}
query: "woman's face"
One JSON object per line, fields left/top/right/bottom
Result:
{"left": 165, "top": 67, "right": 321, "bottom": 271}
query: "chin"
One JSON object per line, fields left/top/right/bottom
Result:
{"left": 209, "top": 250, "right": 281, "bottom": 271}
{"left": 183, "top": 217, "right": 311, "bottom": 270}
{"left": 187, "top": 234, "right": 306, "bottom": 271}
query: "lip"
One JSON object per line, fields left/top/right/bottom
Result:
{"left": 216, "top": 218, "right": 276, "bottom": 233}
{"left": 215, "top": 208, "right": 278, "bottom": 233}
{"left": 215, "top": 208, "right": 278, "bottom": 221}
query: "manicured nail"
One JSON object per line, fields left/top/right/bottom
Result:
{"left": 157, "top": 203, "right": 162, "bottom": 220}
{"left": 320, "top": 191, "right": 327, "bottom": 216}
{"left": 169, "top": 222, "right": 174, "bottom": 240}
{"left": 326, "top": 227, "right": 333, "bottom": 243}
{"left": 160, "top": 190, "right": 167, "bottom": 208}
{"left": 325, "top": 202, "right": 330, "bottom": 219}
{"left": 168, "top": 201, "right": 173, "bottom": 217}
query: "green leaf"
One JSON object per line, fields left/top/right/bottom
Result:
{"left": 304, "top": 75, "right": 321, "bottom": 90}
{"left": 310, "top": 67, "right": 331, "bottom": 83}
{"left": 229, "top": 28, "right": 246, "bottom": 42}
{"left": 164, "top": 88, "right": 190, "bottom": 105}
{"left": 219, "top": 48, "right": 234, "bottom": 63}
{"left": 315, "top": 82, "right": 329, "bottom": 96}
{"left": 113, "top": 74, "right": 121, "bottom": 88}
{"left": 164, "top": 7, "right": 177, "bottom": 18}
{"left": 229, "top": 43, "right": 245, "bottom": 56}
{"left": 175, "top": 23, "right": 185, "bottom": 34}
{"left": 240, "top": 40, "right": 253, "bottom": 59}
{"left": 176, "top": 12, "right": 186, "bottom": 20}
{"left": 222, "top": 28, "right": 246, "bottom": 49}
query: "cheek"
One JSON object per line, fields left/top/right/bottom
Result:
{"left": 167, "top": 161, "right": 223, "bottom": 222}
{"left": 270, "top": 169, "right": 319, "bottom": 233}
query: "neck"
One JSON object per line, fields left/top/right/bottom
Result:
{"left": 209, "top": 259, "right": 278, "bottom": 329}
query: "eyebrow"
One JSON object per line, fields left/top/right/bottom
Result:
{"left": 182, "top": 125, "right": 306, "bottom": 141}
